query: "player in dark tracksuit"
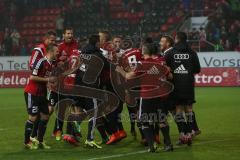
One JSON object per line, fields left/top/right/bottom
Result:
{"left": 164, "top": 32, "right": 201, "bottom": 145}
{"left": 73, "top": 34, "right": 110, "bottom": 148}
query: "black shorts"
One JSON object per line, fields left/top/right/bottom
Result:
{"left": 24, "top": 92, "right": 49, "bottom": 116}
{"left": 48, "top": 91, "right": 77, "bottom": 107}
{"left": 48, "top": 91, "right": 65, "bottom": 106}
{"left": 173, "top": 97, "right": 196, "bottom": 106}
{"left": 73, "top": 97, "right": 96, "bottom": 111}
{"left": 161, "top": 94, "right": 176, "bottom": 112}
{"left": 139, "top": 97, "right": 163, "bottom": 123}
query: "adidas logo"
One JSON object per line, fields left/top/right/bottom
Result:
{"left": 174, "top": 64, "right": 188, "bottom": 74}
{"left": 147, "top": 65, "right": 159, "bottom": 74}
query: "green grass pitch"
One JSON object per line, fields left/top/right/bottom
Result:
{"left": 0, "top": 87, "right": 240, "bottom": 160}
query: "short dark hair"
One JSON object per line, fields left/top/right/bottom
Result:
{"left": 45, "top": 30, "right": 56, "bottom": 37}
{"left": 142, "top": 37, "right": 153, "bottom": 44}
{"left": 161, "top": 35, "right": 174, "bottom": 47}
{"left": 46, "top": 44, "right": 57, "bottom": 53}
{"left": 176, "top": 32, "right": 187, "bottom": 42}
{"left": 89, "top": 34, "right": 100, "bottom": 45}
{"left": 142, "top": 37, "right": 159, "bottom": 54}
{"left": 99, "top": 30, "right": 111, "bottom": 41}
{"left": 63, "top": 27, "right": 74, "bottom": 34}
{"left": 142, "top": 43, "right": 156, "bottom": 55}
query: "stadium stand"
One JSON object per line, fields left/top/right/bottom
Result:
{"left": 0, "top": 0, "right": 239, "bottom": 56}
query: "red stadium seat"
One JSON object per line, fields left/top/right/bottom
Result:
{"left": 43, "top": 9, "right": 48, "bottom": 15}
{"left": 116, "top": 12, "right": 123, "bottom": 19}
{"left": 49, "top": 9, "right": 55, "bottom": 15}
{"left": 22, "top": 23, "right": 28, "bottom": 29}
{"left": 49, "top": 22, "right": 55, "bottom": 28}
{"left": 36, "top": 9, "right": 42, "bottom": 15}
{"left": 23, "top": 16, "right": 30, "bottom": 22}
{"left": 161, "top": 24, "right": 169, "bottom": 32}
{"left": 123, "top": 12, "right": 129, "bottom": 18}
{"left": 109, "top": 0, "right": 122, "bottom": 6}
{"left": 42, "top": 16, "right": 48, "bottom": 22}
{"left": 28, "top": 23, "right": 34, "bottom": 28}
{"left": 29, "top": 29, "right": 35, "bottom": 36}
{"left": 35, "top": 23, "right": 41, "bottom": 28}
{"left": 137, "top": 12, "right": 144, "bottom": 18}
{"left": 55, "top": 9, "right": 60, "bottom": 15}
{"left": 35, "top": 30, "right": 40, "bottom": 35}
{"left": 167, "top": 17, "right": 174, "bottom": 25}
{"left": 21, "top": 30, "right": 28, "bottom": 36}
{"left": 42, "top": 23, "right": 47, "bottom": 28}
{"left": 36, "top": 16, "right": 41, "bottom": 22}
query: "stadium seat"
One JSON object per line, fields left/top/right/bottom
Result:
{"left": 161, "top": 24, "right": 168, "bottom": 32}
{"left": 42, "top": 16, "right": 48, "bottom": 22}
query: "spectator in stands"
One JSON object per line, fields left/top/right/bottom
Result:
{"left": 214, "top": 39, "right": 224, "bottom": 51}
{"left": 192, "top": 28, "right": 199, "bottom": 40}
{"left": 199, "top": 27, "right": 206, "bottom": 41}
{"left": 0, "top": 43, "right": 4, "bottom": 56}
{"left": 229, "top": 24, "right": 238, "bottom": 49}
{"left": 56, "top": 14, "right": 65, "bottom": 39}
{"left": 220, "top": 26, "right": 227, "bottom": 39}
{"left": 123, "top": 0, "right": 129, "bottom": 10}
{"left": 3, "top": 27, "right": 12, "bottom": 56}
{"left": 20, "top": 40, "right": 28, "bottom": 56}
{"left": 229, "top": 0, "right": 240, "bottom": 13}
{"left": 224, "top": 39, "right": 231, "bottom": 51}
{"left": 182, "top": 0, "right": 190, "bottom": 13}
{"left": 234, "top": 40, "right": 240, "bottom": 52}
{"left": 10, "top": 29, "right": 21, "bottom": 47}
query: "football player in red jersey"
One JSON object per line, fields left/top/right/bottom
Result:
{"left": 29, "top": 31, "right": 56, "bottom": 70}
{"left": 24, "top": 44, "right": 59, "bottom": 149}
{"left": 29, "top": 30, "right": 56, "bottom": 144}
{"left": 115, "top": 41, "right": 173, "bottom": 152}
{"left": 120, "top": 45, "right": 143, "bottom": 140}
{"left": 61, "top": 49, "right": 82, "bottom": 145}
{"left": 49, "top": 27, "right": 79, "bottom": 141}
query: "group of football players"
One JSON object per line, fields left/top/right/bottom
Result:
{"left": 23, "top": 27, "right": 201, "bottom": 153}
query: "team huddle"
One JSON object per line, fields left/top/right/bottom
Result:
{"left": 23, "top": 27, "right": 201, "bottom": 153}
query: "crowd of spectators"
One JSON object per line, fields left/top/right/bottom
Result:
{"left": 187, "top": 0, "right": 240, "bottom": 51}
{"left": 0, "top": 0, "right": 239, "bottom": 56}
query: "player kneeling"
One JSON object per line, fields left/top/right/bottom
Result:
{"left": 23, "top": 45, "right": 59, "bottom": 149}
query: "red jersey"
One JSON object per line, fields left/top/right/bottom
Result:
{"left": 121, "top": 48, "right": 142, "bottom": 71}
{"left": 58, "top": 39, "right": 78, "bottom": 59}
{"left": 57, "top": 39, "right": 79, "bottom": 87}
{"left": 25, "top": 57, "right": 52, "bottom": 96}
{"left": 63, "top": 50, "right": 80, "bottom": 87}
{"left": 135, "top": 55, "right": 168, "bottom": 98}
{"left": 29, "top": 43, "right": 47, "bottom": 70}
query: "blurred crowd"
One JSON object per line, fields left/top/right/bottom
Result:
{"left": 0, "top": 0, "right": 239, "bottom": 56}
{"left": 187, "top": 0, "right": 240, "bottom": 51}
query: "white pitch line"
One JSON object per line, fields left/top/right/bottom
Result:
{"left": 0, "top": 128, "right": 8, "bottom": 131}
{"left": 85, "top": 150, "right": 147, "bottom": 160}
{"left": 84, "top": 139, "right": 235, "bottom": 160}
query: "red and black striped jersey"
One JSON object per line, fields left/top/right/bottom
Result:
{"left": 25, "top": 57, "right": 52, "bottom": 96}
